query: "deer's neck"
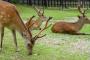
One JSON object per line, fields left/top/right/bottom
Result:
{"left": 75, "top": 19, "right": 85, "bottom": 31}
{"left": 17, "top": 13, "right": 32, "bottom": 38}
{"left": 9, "top": 8, "right": 32, "bottom": 38}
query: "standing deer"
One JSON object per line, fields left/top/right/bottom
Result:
{"left": 51, "top": 5, "right": 90, "bottom": 35}
{"left": 25, "top": 6, "right": 47, "bottom": 30}
{"left": 0, "top": 1, "right": 52, "bottom": 55}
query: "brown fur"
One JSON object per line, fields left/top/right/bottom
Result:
{"left": 51, "top": 5, "right": 90, "bottom": 35}
{"left": 25, "top": 6, "right": 47, "bottom": 30}
{"left": 0, "top": 1, "right": 51, "bottom": 55}
{"left": 51, "top": 16, "right": 90, "bottom": 35}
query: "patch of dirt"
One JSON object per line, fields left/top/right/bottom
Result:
{"left": 67, "top": 40, "right": 90, "bottom": 54}
{"left": 37, "top": 37, "right": 62, "bottom": 46}
{"left": 36, "top": 35, "right": 90, "bottom": 54}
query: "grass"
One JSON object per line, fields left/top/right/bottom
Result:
{"left": 16, "top": 4, "right": 90, "bottom": 20}
{"left": 0, "top": 4, "right": 90, "bottom": 60}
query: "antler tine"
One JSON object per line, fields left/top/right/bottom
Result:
{"left": 42, "top": 7, "right": 44, "bottom": 14}
{"left": 78, "top": 5, "right": 84, "bottom": 15}
{"left": 38, "top": 7, "right": 42, "bottom": 14}
{"left": 33, "top": 6, "right": 40, "bottom": 13}
{"left": 28, "top": 22, "right": 34, "bottom": 29}
{"left": 34, "top": 6, "right": 43, "bottom": 15}
{"left": 30, "top": 15, "right": 35, "bottom": 20}
{"left": 26, "top": 16, "right": 35, "bottom": 25}
{"left": 83, "top": 7, "right": 88, "bottom": 14}
{"left": 38, "top": 7, "right": 44, "bottom": 14}
{"left": 26, "top": 15, "right": 35, "bottom": 28}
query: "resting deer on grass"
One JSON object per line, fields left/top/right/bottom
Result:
{"left": 0, "top": 1, "right": 52, "bottom": 55}
{"left": 25, "top": 6, "right": 47, "bottom": 30}
{"left": 51, "top": 5, "right": 90, "bottom": 35}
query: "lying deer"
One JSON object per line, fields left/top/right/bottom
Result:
{"left": 0, "top": 1, "right": 52, "bottom": 55}
{"left": 51, "top": 5, "right": 90, "bottom": 35}
{"left": 25, "top": 6, "right": 47, "bottom": 30}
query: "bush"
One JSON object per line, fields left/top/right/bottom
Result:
{"left": 11, "top": 0, "right": 19, "bottom": 3}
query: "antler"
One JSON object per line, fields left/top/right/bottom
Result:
{"left": 32, "top": 6, "right": 40, "bottom": 13}
{"left": 26, "top": 15, "right": 35, "bottom": 29}
{"left": 31, "top": 17, "right": 52, "bottom": 44}
{"left": 33, "top": 6, "right": 44, "bottom": 15}
{"left": 39, "top": 7, "right": 44, "bottom": 14}
{"left": 78, "top": 5, "right": 88, "bottom": 16}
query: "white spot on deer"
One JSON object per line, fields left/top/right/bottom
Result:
{"left": 0, "top": 11, "right": 5, "bottom": 15}
{"left": 67, "top": 40, "right": 90, "bottom": 54}
{"left": 0, "top": 15, "right": 3, "bottom": 19}
{"left": 7, "top": 14, "right": 10, "bottom": 18}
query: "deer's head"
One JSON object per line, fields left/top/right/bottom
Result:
{"left": 78, "top": 5, "right": 90, "bottom": 24}
{"left": 33, "top": 6, "right": 47, "bottom": 22}
{"left": 22, "top": 17, "right": 52, "bottom": 55}
{"left": 30, "top": 17, "right": 52, "bottom": 44}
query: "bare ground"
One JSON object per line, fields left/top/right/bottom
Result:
{"left": 36, "top": 34, "right": 90, "bottom": 55}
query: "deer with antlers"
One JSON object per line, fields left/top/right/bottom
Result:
{"left": 0, "top": 1, "right": 52, "bottom": 55}
{"left": 51, "top": 5, "right": 90, "bottom": 35}
{"left": 25, "top": 6, "right": 48, "bottom": 30}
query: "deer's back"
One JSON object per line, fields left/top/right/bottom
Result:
{"left": 51, "top": 21, "right": 78, "bottom": 33}
{"left": 0, "top": 1, "right": 26, "bottom": 31}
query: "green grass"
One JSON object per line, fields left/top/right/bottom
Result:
{"left": 0, "top": 5, "right": 90, "bottom": 60}
{"left": 16, "top": 4, "right": 90, "bottom": 20}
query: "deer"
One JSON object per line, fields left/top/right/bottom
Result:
{"left": 25, "top": 6, "right": 48, "bottom": 30}
{"left": 0, "top": 1, "right": 52, "bottom": 55}
{"left": 51, "top": 5, "right": 90, "bottom": 35}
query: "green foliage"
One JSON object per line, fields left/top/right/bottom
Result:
{"left": 11, "top": 0, "right": 19, "bottom": 3}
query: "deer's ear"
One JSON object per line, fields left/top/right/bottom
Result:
{"left": 77, "top": 15, "right": 80, "bottom": 18}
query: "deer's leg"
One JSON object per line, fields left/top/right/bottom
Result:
{"left": 76, "top": 33, "right": 90, "bottom": 35}
{"left": 1, "top": 27, "right": 4, "bottom": 48}
{"left": 11, "top": 29, "right": 18, "bottom": 52}
{"left": 75, "top": 33, "right": 85, "bottom": 35}
{"left": 0, "top": 27, "right": 4, "bottom": 50}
